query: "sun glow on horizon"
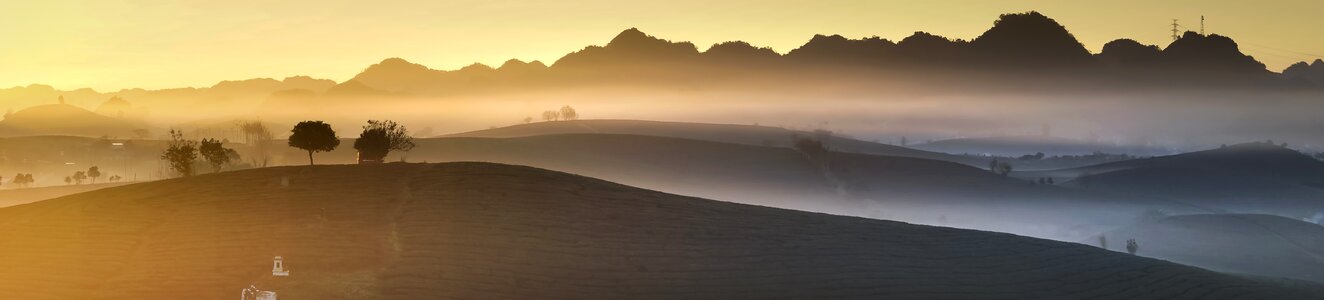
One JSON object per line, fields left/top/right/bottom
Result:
{"left": 1, "top": 0, "right": 1321, "bottom": 91}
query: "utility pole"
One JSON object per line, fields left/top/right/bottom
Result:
{"left": 1170, "top": 19, "right": 1181, "bottom": 41}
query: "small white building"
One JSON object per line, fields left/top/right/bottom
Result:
{"left": 256, "top": 291, "right": 277, "bottom": 300}
{"left": 272, "top": 256, "right": 289, "bottom": 276}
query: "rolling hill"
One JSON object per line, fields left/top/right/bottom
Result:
{"left": 447, "top": 119, "right": 985, "bottom": 166}
{"left": 280, "top": 133, "right": 1183, "bottom": 240}
{"left": 913, "top": 135, "right": 1171, "bottom": 157}
{"left": 1042, "top": 142, "right": 1324, "bottom": 216}
{"left": 0, "top": 104, "right": 145, "bottom": 137}
{"left": 0, "top": 162, "right": 1315, "bottom": 299}
{"left": 1100, "top": 213, "right": 1324, "bottom": 283}
{"left": 0, "top": 182, "right": 133, "bottom": 208}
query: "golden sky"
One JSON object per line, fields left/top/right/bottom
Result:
{"left": 2, "top": 0, "right": 1321, "bottom": 91}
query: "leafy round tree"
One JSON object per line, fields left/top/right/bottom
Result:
{"left": 72, "top": 171, "right": 87, "bottom": 185}
{"left": 559, "top": 105, "right": 578, "bottom": 120}
{"left": 353, "top": 120, "right": 415, "bottom": 163}
{"left": 199, "top": 138, "right": 239, "bottom": 173}
{"left": 288, "top": 121, "right": 340, "bottom": 165}
{"left": 161, "top": 130, "right": 198, "bottom": 177}
{"left": 88, "top": 166, "right": 101, "bottom": 183}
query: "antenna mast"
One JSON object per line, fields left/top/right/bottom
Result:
{"left": 1200, "top": 15, "right": 1205, "bottom": 35}
{"left": 1170, "top": 19, "right": 1181, "bottom": 41}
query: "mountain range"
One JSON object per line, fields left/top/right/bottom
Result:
{"left": 2, "top": 12, "right": 1319, "bottom": 117}
{"left": 340, "top": 11, "right": 1306, "bottom": 97}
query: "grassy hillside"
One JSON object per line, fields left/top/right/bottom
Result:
{"left": 914, "top": 135, "right": 1170, "bottom": 157}
{"left": 0, "top": 182, "right": 133, "bottom": 208}
{"left": 0, "top": 162, "right": 1314, "bottom": 299}
{"left": 0, "top": 104, "right": 145, "bottom": 138}
{"left": 1036, "top": 142, "right": 1324, "bottom": 216}
{"left": 281, "top": 134, "right": 1169, "bottom": 240}
{"left": 447, "top": 119, "right": 986, "bottom": 166}
{"left": 1100, "top": 213, "right": 1324, "bottom": 283}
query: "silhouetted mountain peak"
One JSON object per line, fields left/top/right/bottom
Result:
{"left": 365, "top": 57, "right": 432, "bottom": 74}
{"left": 499, "top": 59, "right": 547, "bottom": 69}
{"left": 786, "top": 34, "right": 894, "bottom": 63}
{"left": 971, "top": 11, "right": 1091, "bottom": 65}
{"left": 553, "top": 28, "right": 700, "bottom": 68}
{"left": 349, "top": 58, "right": 441, "bottom": 91}
{"left": 891, "top": 32, "right": 965, "bottom": 61}
{"left": 497, "top": 59, "right": 549, "bottom": 75}
{"left": 458, "top": 63, "right": 495, "bottom": 73}
{"left": 604, "top": 28, "right": 699, "bottom": 52}
{"left": 1098, "top": 39, "right": 1162, "bottom": 67}
{"left": 1282, "top": 59, "right": 1324, "bottom": 85}
{"left": 703, "top": 41, "right": 781, "bottom": 61}
{"left": 1161, "top": 32, "right": 1266, "bottom": 73}
{"left": 608, "top": 28, "right": 649, "bottom": 46}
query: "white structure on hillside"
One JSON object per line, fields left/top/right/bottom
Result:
{"left": 272, "top": 256, "right": 289, "bottom": 276}
{"left": 241, "top": 285, "right": 277, "bottom": 300}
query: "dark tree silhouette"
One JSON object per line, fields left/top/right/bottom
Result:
{"left": 793, "top": 136, "right": 830, "bottom": 158}
{"left": 559, "top": 105, "right": 579, "bottom": 120}
{"left": 64, "top": 176, "right": 71, "bottom": 185}
{"left": 72, "top": 171, "right": 87, "bottom": 185}
{"left": 199, "top": 138, "right": 239, "bottom": 173}
{"left": 353, "top": 120, "right": 415, "bottom": 163}
{"left": 161, "top": 130, "right": 198, "bottom": 177}
{"left": 541, "top": 110, "right": 560, "bottom": 122}
{"left": 239, "top": 121, "right": 275, "bottom": 167}
{"left": 87, "top": 166, "right": 101, "bottom": 183}
{"left": 1126, "top": 239, "right": 1139, "bottom": 255}
{"left": 132, "top": 128, "right": 151, "bottom": 139}
{"left": 288, "top": 121, "right": 340, "bottom": 165}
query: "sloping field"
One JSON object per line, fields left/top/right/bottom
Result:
{"left": 0, "top": 182, "right": 133, "bottom": 208}
{"left": 446, "top": 119, "right": 985, "bottom": 166}
{"left": 0, "top": 162, "right": 1315, "bottom": 299}
{"left": 1033, "top": 143, "right": 1324, "bottom": 216}
{"left": 1101, "top": 213, "right": 1324, "bottom": 283}
{"left": 288, "top": 134, "right": 1158, "bottom": 240}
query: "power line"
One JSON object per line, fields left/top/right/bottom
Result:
{"left": 1240, "top": 42, "right": 1324, "bottom": 59}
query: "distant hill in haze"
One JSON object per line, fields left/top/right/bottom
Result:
{"left": 1042, "top": 142, "right": 1324, "bottom": 216}
{"left": 447, "top": 119, "right": 985, "bottom": 166}
{"left": 1101, "top": 213, "right": 1324, "bottom": 283}
{"left": 0, "top": 76, "right": 337, "bottom": 127}
{"left": 0, "top": 104, "right": 145, "bottom": 137}
{"left": 0, "top": 182, "right": 133, "bottom": 208}
{"left": 0, "top": 162, "right": 1315, "bottom": 299}
{"left": 276, "top": 133, "right": 1177, "bottom": 240}
{"left": 913, "top": 135, "right": 1170, "bottom": 157}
